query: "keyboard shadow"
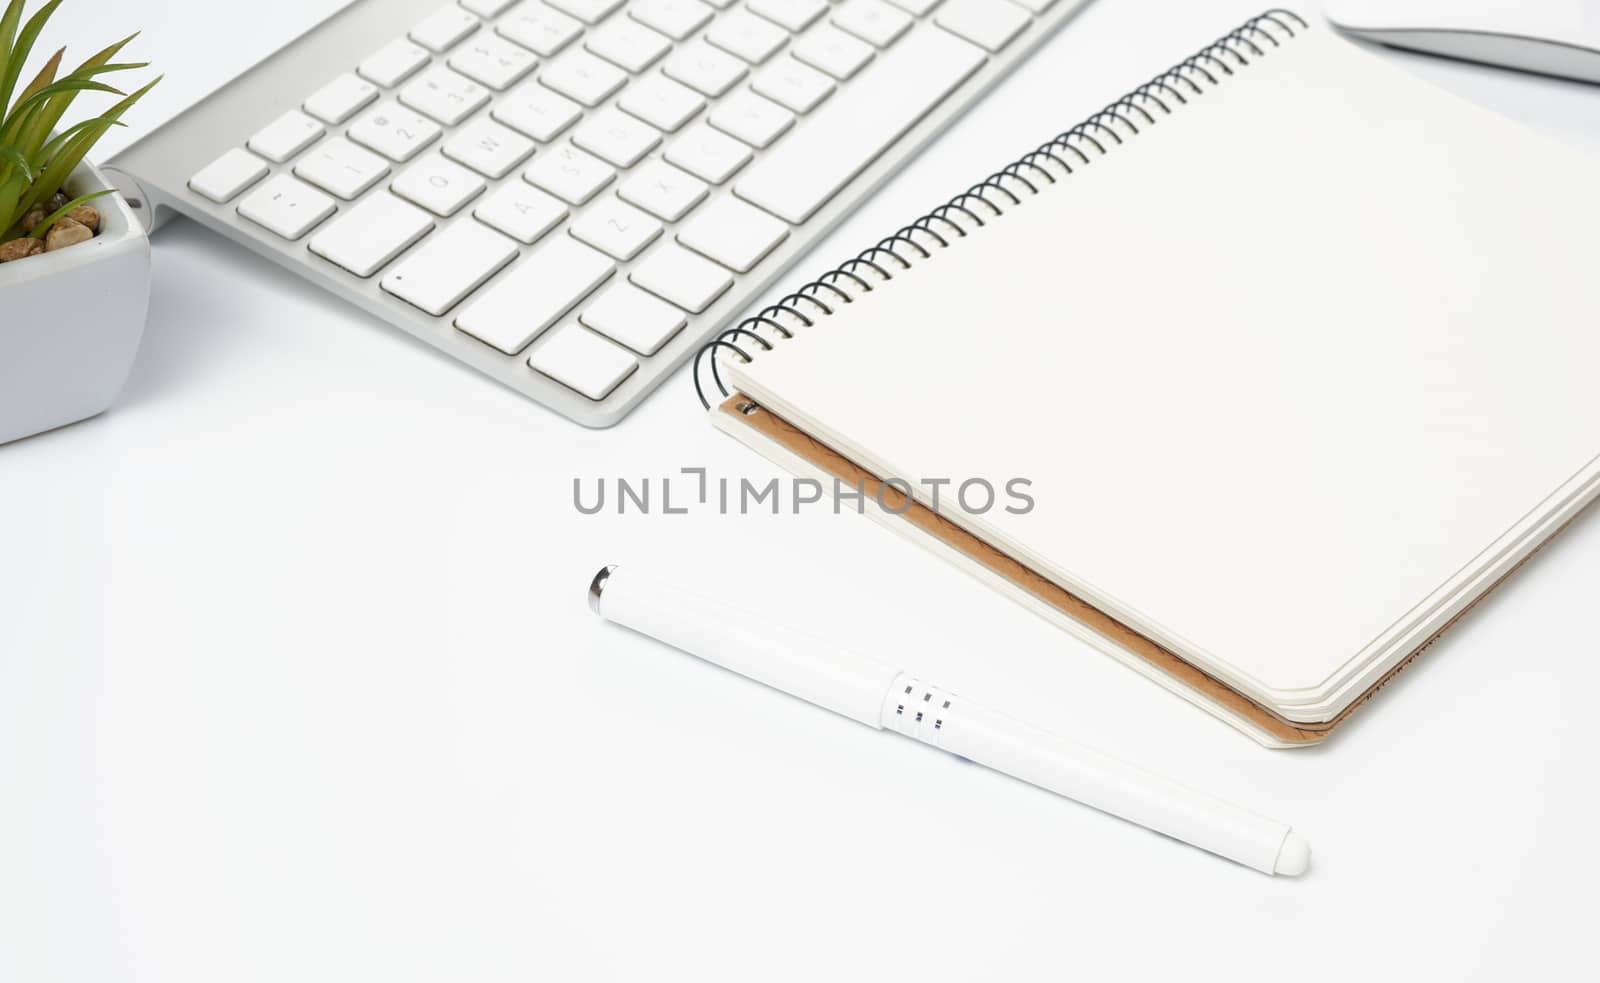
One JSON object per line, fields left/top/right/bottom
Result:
{"left": 115, "top": 215, "right": 500, "bottom": 413}
{"left": 115, "top": 219, "right": 305, "bottom": 413}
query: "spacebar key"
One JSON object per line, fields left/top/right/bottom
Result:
{"left": 734, "top": 27, "right": 987, "bottom": 225}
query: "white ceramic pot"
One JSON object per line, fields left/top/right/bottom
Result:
{"left": 0, "top": 157, "right": 151, "bottom": 445}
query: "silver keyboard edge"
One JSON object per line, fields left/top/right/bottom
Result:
{"left": 109, "top": 0, "right": 1094, "bottom": 428}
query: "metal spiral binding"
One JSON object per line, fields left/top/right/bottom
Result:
{"left": 693, "top": 8, "right": 1309, "bottom": 409}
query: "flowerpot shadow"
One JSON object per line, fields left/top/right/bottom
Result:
{"left": 114, "top": 218, "right": 330, "bottom": 411}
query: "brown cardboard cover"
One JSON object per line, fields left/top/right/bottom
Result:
{"left": 718, "top": 395, "right": 1583, "bottom": 745}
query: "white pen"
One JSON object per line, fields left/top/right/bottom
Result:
{"left": 588, "top": 565, "right": 1311, "bottom": 876}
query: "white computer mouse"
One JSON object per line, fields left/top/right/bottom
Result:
{"left": 1325, "top": 0, "right": 1600, "bottom": 84}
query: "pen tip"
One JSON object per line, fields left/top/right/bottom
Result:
{"left": 1273, "top": 831, "right": 1312, "bottom": 876}
{"left": 588, "top": 565, "right": 617, "bottom": 615}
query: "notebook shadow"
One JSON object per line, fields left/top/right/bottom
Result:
{"left": 1291, "top": 497, "right": 1599, "bottom": 756}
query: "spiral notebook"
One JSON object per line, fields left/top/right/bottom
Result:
{"left": 696, "top": 11, "right": 1600, "bottom": 747}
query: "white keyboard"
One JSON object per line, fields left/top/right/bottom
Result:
{"left": 108, "top": 0, "right": 1091, "bottom": 426}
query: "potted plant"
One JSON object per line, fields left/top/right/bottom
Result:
{"left": 1, "top": 0, "right": 157, "bottom": 444}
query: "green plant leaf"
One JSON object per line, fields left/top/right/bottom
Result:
{"left": 0, "top": 0, "right": 66, "bottom": 120}
{"left": 0, "top": 0, "right": 27, "bottom": 115}
{"left": 8, "top": 76, "right": 124, "bottom": 121}
{"left": 27, "top": 186, "right": 112, "bottom": 237}
{"left": 71, "top": 33, "right": 143, "bottom": 80}
{"left": 0, "top": 95, "right": 40, "bottom": 150}
{"left": 13, "top": 36, "right": 144, "bottom": 159}
{"left": 0, "top": 168, "right": 31, "bottom": 237}
{"left": 0, "top": 141, "right": 30, "bottom": 181}
{"left": 14, "top": 73, "right": 159, "bottom": 219}
{"left": 5, "top": 76, "right": 124, "bottom": 137}
{"left": 35, "top": 113, "right": 122, "bottom": 162}
{"left": 2, "top": 43, "right": 60, "bottom": 140}
{"left": 8, "top": 44, "right": 62, "bottom": 112}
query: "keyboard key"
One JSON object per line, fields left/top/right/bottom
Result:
{"left": 580, "top": 282, "right": 686, "bottom": 355}
{"left": 586, "top": 18, "right": 672, "bottom": 72}
{"left": 572, "top": 108, "right": 662, "bottom": 167}
{"left": 735, "top": 26, "right": 984, "bottom": 222}
{"left": 461, "top": 0, "right": 519, "bottom": 15}
{"left": 618, "top": 74, "right": 705, "bottom": 131}
{"left": 449, "top": 32, "right": 540, "bottom": 89}
{"left": 188, "top": 148, "right": 268, "bottom": 203}
{"left": 747, "top": 0, "right": 826, "bottom": 31}
{"left": 381, "top": 220, "right": 518, "bottom": 315}
{"left": 443, "top": 117, "right": 536, "bottom": 177}
{"left": 457, "top": 236, "right": 615, "bottom": 353}
{"left": 237, "top": 174, "right": 337, "bottom": 240}
{"left": 293, "top": 137, "right": 391, "bottom": 199}
{"left": 391, "top": 153, "right": 488, "bottom": 216}
{"left": 886, "top": 0, "right": 941, "bottom": 13}
{"left": 497, "top": 1, "right": 583, "bottom": 56}
{"left": 832, "top": 0, "right": 912, "bottom": 47}
{"left": 570, "top": 196, "right": 662, "bottom": 260}
{"left": 348, "top": 101, "right": 443, "bottom": 162}
{"left": 525, "top": 142, "right": 616, "bottom": 204}
{"left": 309, "top": 192, "right": 435, "bottom": 277}
{"left": 629, "top": 242, "right": 732, "bottom": 312}
{"left": 493, "top": 81, "right": 583, "bottom": 140}
{"left": 400, "top": 66, "right": 492, "bottom": 125}
{"left": 664, "top": 122, "right": 751, "bottom": 183}
{"left": 752, "top": 57, "right": 835, "bottom": 113}
{"left": 630, "top": 0, "right": 715, "bottom": 40}
{"left": 246, "top": 110, "right": 324, "bottom": 163}
{"left": 545, "top": 0, "right": 624, "bottom": 24}
{"left": 792, "top": 27, "right": 874, "bottom": 80}
{"left": 1008, "top": 0, "right": 1055, "bottom": 13}
{"left": 706, "top": 10, "right": 789, "bottom": 64}
{"left": 410, "top": 4, "right": 481, "bottom": 52}
{"left": 303, "top": 73, "right": 379, "bottom": 125}
{"left": 677, "top": 195, "right": 788, "bottom": 272}
{"left": 618, "top": 159, "right": 707, "bottom": 220}
{"left": 474, "top": 182, "right": 568, "bottom": 243}
{"left": 663, "top": 41, "right": 748, "bottom": 98}
{"left": 539, "top": 49, "right": 627, "bottom": 106}
{"left": 528, "top": 324, "right": 638, "bottom": 399}
{"left": 934, "top": 0, "right": 1030, "bottom": 51}
{"left": 359, "top": 38, "right": 431, "bottom": 87}
{"left": 708, "top": 90, "right": 793, "bottom": 148}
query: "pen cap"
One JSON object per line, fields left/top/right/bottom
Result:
{"left": 593, "top": 566, "right": 900, "bottom": 728}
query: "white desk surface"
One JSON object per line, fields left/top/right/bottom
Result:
{"left": 4, "top": 2, "right": 1598, "bottom": 980}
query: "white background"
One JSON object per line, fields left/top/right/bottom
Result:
{"left": 4, "top": 1, "right": 1599, "bottom": 980}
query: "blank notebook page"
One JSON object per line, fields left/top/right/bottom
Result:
{"left": 729, "top": 23, "right": 1600, "bottom": 707}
